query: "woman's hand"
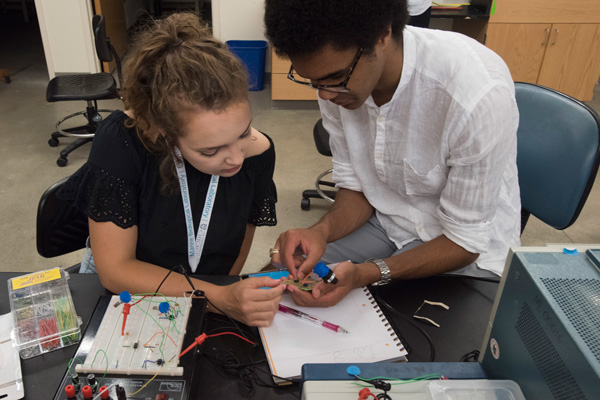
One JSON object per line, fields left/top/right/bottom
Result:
{"left": 212, "top": 276, "right": 285, "bottom": 327}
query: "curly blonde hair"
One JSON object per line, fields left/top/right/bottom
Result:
{"left": 121, "top": 12, "right": 249, "bottom": 194}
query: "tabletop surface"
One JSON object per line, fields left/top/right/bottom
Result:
{"left": 0, "top": 271, "right": 498, "bottom": 399}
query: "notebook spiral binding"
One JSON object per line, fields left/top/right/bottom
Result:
{"left": 363, "top": 287, "right": 407, "bottom": 352}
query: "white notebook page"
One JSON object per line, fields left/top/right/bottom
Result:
{"left": 259, "top": 287, "right": 407, "bottom": 380}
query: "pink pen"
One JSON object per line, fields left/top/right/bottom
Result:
{"left": 278, "top": 304, "right": 350, "bottom": 333}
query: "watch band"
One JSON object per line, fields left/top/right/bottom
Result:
{"left": 366, "top": 258, "right": 391, "bottom": 286}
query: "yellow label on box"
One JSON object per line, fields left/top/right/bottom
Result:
{"left": 12, "top": 268, "right": 62, "bottom": 290}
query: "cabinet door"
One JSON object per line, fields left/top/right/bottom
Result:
{"left": 271, "top": 49, "right": 317, "bottom": 100}
{"left": 94, "top": 0, "right": 128, "bottom": 74}
{"left": 486, "top": 23, "right": 551, "bottom": 83}
{"left": 538, "top": 24, "right": 600, "bottom": 101}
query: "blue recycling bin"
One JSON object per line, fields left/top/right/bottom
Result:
{"left": 226, "top": 40, "right": 268, "bottom": 91}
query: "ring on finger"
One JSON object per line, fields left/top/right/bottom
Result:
{"left": 269, "top": 248, "right": 280, "bottom": 257}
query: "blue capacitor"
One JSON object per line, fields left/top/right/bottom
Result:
{"left": 313, "top": 262, "right": 338, "bottom": 284}
{"left": 159, "top": 302, "right": 170, "bottom": 313}
{"left": 119, "top": 291, "right": 131, "bottom": 303}
{"left": 347, "top": 365, "right": 361, "bottom": 376}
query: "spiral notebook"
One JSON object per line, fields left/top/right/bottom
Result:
{"left": 259, "top": 287, "right": 407, "bottom": 383}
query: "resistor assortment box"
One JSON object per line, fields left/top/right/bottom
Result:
{"left": 8, "top": 267, "right": 82, "bottom": 359}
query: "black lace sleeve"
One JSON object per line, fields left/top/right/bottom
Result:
{"left": 58, "top": 163, "right": 139, "bottom": 228}
{"left": 248, "top": 134, "right": 277, "bottom": 226}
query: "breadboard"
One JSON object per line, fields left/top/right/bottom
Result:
{"left": 75, "top": 295, "right": 192, "bottom": 376}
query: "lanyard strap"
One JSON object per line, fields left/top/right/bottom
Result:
{"left": 173, "top": 147, "right": 219, "bottom": 273}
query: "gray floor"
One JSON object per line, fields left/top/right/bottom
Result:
{"left": 1, "top": 10, "right": 599, "bottom": 276}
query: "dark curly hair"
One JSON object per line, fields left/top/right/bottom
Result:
{"left": 264, "top": 0, "right": 408, "bottom": 58}
{"left": 121, "top": 12, "right": 249, "bottom": 195}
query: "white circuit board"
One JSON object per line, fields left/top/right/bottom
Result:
{"left": 75, "top": 295, "right": 192, "bottom": 376}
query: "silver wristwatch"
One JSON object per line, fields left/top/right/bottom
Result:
{"left": 365, "top": 258, "right": 391, "bottom": 286}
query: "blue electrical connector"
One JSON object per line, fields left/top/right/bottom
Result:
{"left": 313, "top": 262, "right": 338, "bottom": 284}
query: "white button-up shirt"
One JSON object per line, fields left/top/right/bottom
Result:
{"left": 319, "top": 26, "right": 521, "bottom": 275}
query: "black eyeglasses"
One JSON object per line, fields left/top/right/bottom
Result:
{"left": 287, "top": 47, "right": 364, "bottom": 93}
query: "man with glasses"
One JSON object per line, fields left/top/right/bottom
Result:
{"left": 265, "top": 0, "right": 520, "bottom": 307}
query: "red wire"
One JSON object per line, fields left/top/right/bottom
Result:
{"left": 143, "top": 331, "right": 178, "bottom": 347}
{"left": 178, "top": 332, "right": 256, "bottom": 358}
{"left": 132, "top": 295, "right": 148, "bottom": 305}
{"left": 206, "top": 332, "right": 255, "bottom": 345}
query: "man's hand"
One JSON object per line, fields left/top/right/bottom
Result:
{"left": 272, "top": 227, "right": 328, "bottom": 279}
{"left": 286, "top": 261, "right": 360, "bottom": 307}
{"left": 214, "top": 277, "right": 284, "bottom": 327}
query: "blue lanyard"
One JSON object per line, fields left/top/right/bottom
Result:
{"left": 173, "top": 147, "right": 219, "bottom": 273}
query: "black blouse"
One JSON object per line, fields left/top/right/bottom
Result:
{"left": 58, "top": 111, "right": 277, "bottom": 275}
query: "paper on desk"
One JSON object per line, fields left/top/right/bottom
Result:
{"left": 0, "top": 313, "right": 24, "bottom": 399}
{"left": 259, "top": 288, "right": 408, "bottom": 382}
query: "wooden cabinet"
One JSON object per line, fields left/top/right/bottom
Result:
{"left": 486, "top": 0, "right": 600, "bottom": 101}
{"left": 537, "top": 24, "right": 600, "bottom": 100}
{"left": 271, "top": 49, "right": 318, "bottom": 101}
{"left": 487, "top": 23, "right": 600, "bottom": 101}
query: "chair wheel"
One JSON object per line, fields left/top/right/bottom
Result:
{"left": 57, "top": 157, "right": 68, "bottom": 167}
{"left": 301, "top": 198, "right": 311, "bottom": 210}
{"left": 48, "top": 138, "right": 59, "bottom": 147}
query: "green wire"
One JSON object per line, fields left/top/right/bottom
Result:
{"left": 351, "top": 373, "right": 442, "bottom": 387}
{"left": 133, "top": 302, "right": 165, "bottom": 335}
{"left": 132, "top": 292, "right": 170, "bottom": 303}
{"left": 131, "top": 294, "right": 186, "bottom": 317}
{"left": 67, "top": 357, "right": 84, "bottom": 376}
{"left": 90, "top": 349, "right": 109, "bottom": 384}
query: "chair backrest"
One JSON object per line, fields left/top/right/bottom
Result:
{"left": 37, "top": 177, "right": 89, "bottom": 258}
{"left": 313, "top": 119, "right": 332, "bottom": 157}
{"left": 515, "top": 82, "right": 600, "bottom": 230}
{"left": 92, "top": 14, "right": 123, "bottom": 86}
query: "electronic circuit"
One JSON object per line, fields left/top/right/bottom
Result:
{"left": 53, "top": 294, "right": 207, "bottom": 400}
{"left": 281, "top": 273, "right": 321, "bottom": 292}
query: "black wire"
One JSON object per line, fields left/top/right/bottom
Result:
{"left": 157, "top": 266, "right": 293, "bottom": 388}
{"left": 459, "top": 349, "right": 480, "bottom": 362}
{"left": 153, "top": 265, "right": 178, "bottom": 294}
{"left": 205, "top": 346, "right": 300, "bottom": 397}
{"left": 372, "top": 288, "right": 436, "bottom": 362}
{"left": 174, "top": 265, "right": 259, "bottom": 344}
{"left": 440, "top": 273, "right": 501, "bottom": 283}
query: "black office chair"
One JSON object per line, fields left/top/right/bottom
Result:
{"left": 46, "top": 14, "right": 122, "bottom": 167}
{"left": 37, "top": 177, "right": 89, "bottom": 273}
{"left": 515, "top": 82, "right": 600, "bottom": 234}
{"left": 301, "top": 119, "right": 338, "bottom": 210}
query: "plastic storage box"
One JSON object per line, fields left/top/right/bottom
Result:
{"left": 226, "top": 40, "right": 268, "bottom": 91}
{"left": 8, "top": 267, "right": 81, "bottom": 359}
{"left": 428, "top": 379, "right": 526, "bottom": 400}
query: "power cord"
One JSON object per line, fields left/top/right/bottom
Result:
{"left": 204, "top": 346, "right": 300, "bottom": 398}
{"left": 440, "top": 273, "right": 500, "bottom": 283}
{"left": 371, "top": 287, "right": 436, "bottom": 362}
{"left": 459, "top": 349, "right": 480, "bottom": 362}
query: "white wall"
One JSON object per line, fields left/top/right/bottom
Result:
{"left": 34, "top": 0, "right": 99, "bottom": 79}
{"left": 211, "top": 0, "right": 266, "bottom": 41}
{"left": 211, "top": 0, "right": 272, "bottom": 71}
